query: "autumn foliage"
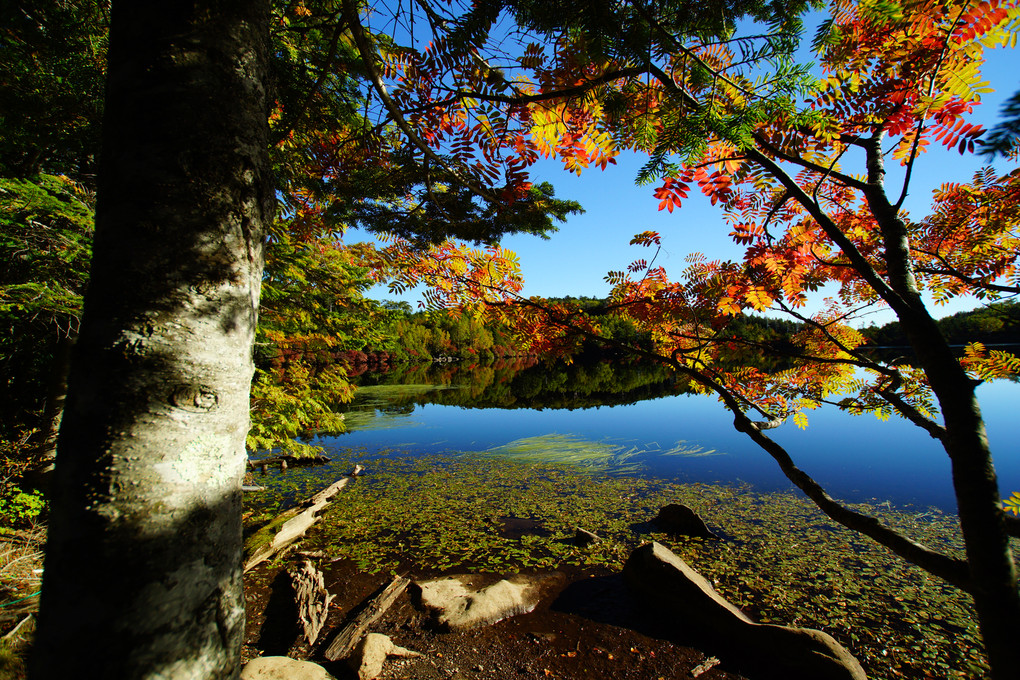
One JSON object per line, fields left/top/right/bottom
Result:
{"left": 347, "top": 1, "right": 1020, "bottom": 676}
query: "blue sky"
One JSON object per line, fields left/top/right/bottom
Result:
{"left": 348, "top": 23, "right": 1018, "bottom": 326}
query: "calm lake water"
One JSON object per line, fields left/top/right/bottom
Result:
{"left": 311, "top": 360, "right": 1020, "bottom": 511}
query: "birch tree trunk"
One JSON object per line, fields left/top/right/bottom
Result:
{"left": 32, "top": 1, "right": 273, "bottom": 677}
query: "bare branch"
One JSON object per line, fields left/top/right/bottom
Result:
{"left": 753, "top": 135, "right": 869, "bottom": 193}
{"left": 432, "top": 67, "right": 648, "bottom": 107}
{"left": 875, "top": 385, "right": 946, "bottom": 440}
{"left": 914, "top": 254, "right": 1020, "bottom": 296}
{"left": 698, "top": 373, "right": 972, "bottom": 590}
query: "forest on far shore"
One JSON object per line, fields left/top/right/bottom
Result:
{"left": 859, "top": 300, "right": 1020, "bottom": 347}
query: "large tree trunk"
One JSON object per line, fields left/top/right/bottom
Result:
{"left": 31, "top": 1, "right": 273, "bottom": 678}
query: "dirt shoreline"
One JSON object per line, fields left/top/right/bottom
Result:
{"left": 242, "top": 558, "right": 754, "bottom": 680}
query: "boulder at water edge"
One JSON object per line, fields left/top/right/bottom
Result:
{"left": 624, "top": 542, "right": 867, "bottom": 680}
{"left": 413, "top": 574, "right": 551, "bottom": 630}
{"left": 240, "top": 656, "right": 335, "bottom": 680}
{"left": 654, "top": 503, "right": 718, "bottom": 538}
{"left": 347, "top": 633, "right": 420, "bottom": 680}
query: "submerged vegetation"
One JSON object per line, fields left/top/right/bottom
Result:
{"left": 481, "top": 433, "right": 646, "bottom": 472}
{"left": 245, "top": 452, "right": 993, "bottom": 680}
{"left": 478, "top": 433, "right": 718, "bottom": 472}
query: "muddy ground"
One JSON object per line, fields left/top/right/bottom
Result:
{"left": 241, "top": 556, "right": 770, "bottom": 680}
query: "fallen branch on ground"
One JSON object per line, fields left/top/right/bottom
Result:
{"left": 243, "top": 476, "right": 351, "bottom": 572}
{"left": 323, "top": 575, "right": 411, "bottom": 661}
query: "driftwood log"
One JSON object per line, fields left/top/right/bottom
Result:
{"left": 243, "top": 477, "right": 350, "bottom": 572}
{"left": 691, "top": 656, "right": 721, "bottom": 677}
{"left": 323, "top": 575, "right": 410, "bottom": 661}
{"left": 290, "top": 560, "right": 334, "bottom": 647}
{"left": 624, "top": 542, "right": 866, "bottom": 680}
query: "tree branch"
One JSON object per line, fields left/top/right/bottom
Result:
{"left": 913, "top": 249, "right": 1020, "bottom": 296}
{"left": 862, "top": 132, "right": 920, "bottom": 302}
{"left": 271, "top": 10, "right": 345, "bottom": 145}
{"left": 873, "top": 373, "right": 947, "bottom": 441}
{"left": 753, "top": 135, "right": 869, "bottom": 192}
{"left": 698, "top": 373, "right": 972, "bottom": 590}
{"left": 342, "top": 0, "right": 500, "bottom": 204}
{"left": 746, "top": 147, "right": 906, "bottom": 311}
{"left": 430, "top": 67, "right": 648, "bottom": 107}
{"left": 894, "top": 4, "right": 970, "bottom": 211}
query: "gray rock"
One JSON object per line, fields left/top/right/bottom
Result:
{"left": 240, "top": 656, "right": 335, "bottom": 680}
{"left": 414, "top": 574, "right": 549, "bottom": 630}
{"left": 624, "top": 542, "right": 867, "bottom": 680}
{"left": 654, "top": 503, "right": 717, "bottom": 538}
{"left": 347, "top": 633, "right": 420, "bottom": 680}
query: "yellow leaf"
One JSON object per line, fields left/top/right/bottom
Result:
{"left": 744, "top": 287, "right": 774, "bottom": 311}
{"left": 717, "top": 297, "right": 742, "bottom": 316}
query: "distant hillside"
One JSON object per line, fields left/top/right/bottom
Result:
{"left": 543, "top": 296, "right": 803, "bottom": 349}
{"left": 507, "top": 296, "right": 1020, "bottom": 352}
{"left": 861, "top": 301, "right": 1020, "bottom": 346}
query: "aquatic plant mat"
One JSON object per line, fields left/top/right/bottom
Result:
{"left": 245, "top": 452, "right": 995, "bottom": 679}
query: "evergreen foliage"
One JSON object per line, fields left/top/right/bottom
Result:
{"left": 981, "top": 88, "right": 1020, "bottom": 157}
{"left": 0, "top": 0, "right": 108, "bottom": 177}
{"left": 0, "top": 174, "right": 93, "bottom": 436}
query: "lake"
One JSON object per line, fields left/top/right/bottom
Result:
{"left": 310, "top": 359, "right": 1020, "bottom": 511}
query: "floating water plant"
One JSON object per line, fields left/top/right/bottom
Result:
{"left": 658, "top": 440, "right": 720, "bottom": 457}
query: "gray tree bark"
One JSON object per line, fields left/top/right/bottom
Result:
{"left": 31, "top": 1, "right": 273, "bottom": 677}
{"left": 861, "top": 143, "right": 1020, "bottom": 679}
{"left": 749, "top": 139, "right": 1020, "bottom": 679}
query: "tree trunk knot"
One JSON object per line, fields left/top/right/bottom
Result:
{"left": 170, "top": 384, "right": 219, "bottom": 412}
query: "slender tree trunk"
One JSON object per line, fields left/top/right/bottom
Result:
{"left": 900, "top": 306, "right": 1020, "bottom": 678}
{"left": 33, "top": 334, "right": 74, "bottom": 475}
{"left": 32, "top": 1, "right": 273, "bottom": 678}
{"left": 862, "top": 146, "right": 1020, "bottom": 677}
